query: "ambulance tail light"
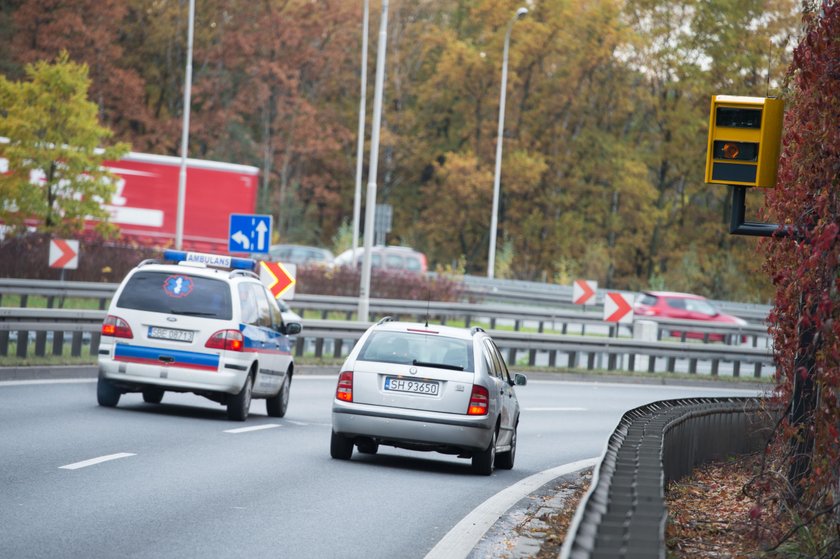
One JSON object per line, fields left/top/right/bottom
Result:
{"left": 206, "top": 330, "right": 245, "bottom": 352}
{"left": 102, "top": 315, "right": 133, "bottom": 339}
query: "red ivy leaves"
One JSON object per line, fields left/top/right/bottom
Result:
{"left": 762, "top": 0, "right": 840, "bottom": 516}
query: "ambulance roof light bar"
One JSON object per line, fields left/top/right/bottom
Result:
{"left": 163, "top": 250, "right": 257, "bottom": 271}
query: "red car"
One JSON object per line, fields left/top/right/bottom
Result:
{"left": 633, "top": 291, "right": 748, "bottom": 342}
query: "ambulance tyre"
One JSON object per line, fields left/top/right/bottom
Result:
{"left": 266, "top": 372, "right": 291, "bottom": 418}
{"left": 227, "top": 373, "right": 253, "bottom": 422}
{"left": 97, "top": 375, "right": 121, "bottom": 407}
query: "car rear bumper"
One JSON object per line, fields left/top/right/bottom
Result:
{"left": 98, "top": 343, "right": 249, "bottom": 394}
{"left": 332, "top": 400, "right": 495, "bottom": 451}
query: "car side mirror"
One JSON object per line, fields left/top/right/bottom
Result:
{"left": 513, "top": 373, "right": 527, "bottom": 386}
{"left": 283, "top": 322, "right": 302, "bottom": 335}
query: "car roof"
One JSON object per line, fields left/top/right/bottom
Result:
{"left": 270, "top": 243, "right": 332, "bottom": 252}
{"left": 339, "top": 245, "right": 423, "bottom": 255}
{"left": 642, "top": 291, "right": 707, "bottom": 300}
{"left": 130, "top": 261, "right": 258, "bottom": 283}
{"left": 373, "top": 320, "right": 478, "bottom": 341}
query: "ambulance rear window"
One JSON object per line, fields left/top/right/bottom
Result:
{"left": 117, "top": 271, "right": 232, "bottom": 320}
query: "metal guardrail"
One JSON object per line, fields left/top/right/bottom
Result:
{"left": 0, "top": 279, "right": 771, "bottom": 348}
{"left": 0, "top": 311, "right": 775, "bottom": 377}
{"left": 0, "top": 308, "right": 103, "bottom": 358}
{"left": 0, "top": 279, "right": 118, "bottom": 310}
{"left": 460, "top": 275, "right": 772, "bottom": 323}
{"left": 0, "top": 277, "right": 772, "bottom": 323}
{"left": 560, "top": 397, "right": 773, "bottom": 559}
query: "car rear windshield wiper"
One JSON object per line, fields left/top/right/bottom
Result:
{"left": 170, "top": 310, "right": 219, "bottom": 317}
{"left": 412, "top": 359, "right": 464, "bottom": 371}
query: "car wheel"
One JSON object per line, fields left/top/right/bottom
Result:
{"left": 142, "top": 387, "right": 164, "bottom": 404}
{"left": 330, "top": 431, "right": 354, "bottom": 460}
{"left": 97, "top": 375, "right": 121, "bottom": 407}
{"left": 356, "top": 440, "right": 379, "bottom": 455}
{"left": 266, "top": 372, "right": 291, "bottom": 418}
{"left": 495, "top": 425, "right": 516, "bottom": 470}
{"left": 227, "top": 374, "right": 253, "bottom": 421}
{"left": 472, "top": 430, "right": 496, "bottom": 476}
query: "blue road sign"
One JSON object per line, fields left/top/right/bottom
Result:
{"left": 228, "top": 214, "right": 273, "bottom": 254}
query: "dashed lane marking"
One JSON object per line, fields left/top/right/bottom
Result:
{"left": 59, "top": 453, "right": 136, "bottom": 470}
{"left": 223, "top": 424, "right": 281, "bottom": 434}
{"left": 523, "top": 407, "right": 588, "bottom": 412}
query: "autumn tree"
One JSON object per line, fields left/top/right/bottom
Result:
{"left": 0, "top": 0, "right": 805, "bottom": 299}
{"left": 10, "top": 0, "right": 155, "bottom": 148}
{"left": 186, "top": 0, "right": 358, "bottom": 245}
{"left": 0, "top": 51, "right": 128, "bottom": 236}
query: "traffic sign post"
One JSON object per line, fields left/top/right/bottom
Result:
{"left": 259, "top": 261, "right": 296, "bottom": 300}
{"left": 228, "top": 214, "right": 272, "bottom": 254}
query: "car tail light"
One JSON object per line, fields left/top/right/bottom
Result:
{"left": 467, "top": 385, "right": 489, "bottom": 415}
{"left": 102, "top": 315, "right": 133, "bottom": 339}
{"left": 336, "top": 371, "right": 353, "bottom": 402}
{"left": 205, "top": 330, "right": 245, "bottom": 351}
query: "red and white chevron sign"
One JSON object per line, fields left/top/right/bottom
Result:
{"left": 48, "top": 239, "right": 79, "bottom": 270}
{"left": 603, "top": 292, "right": 634, "bottom": 323}
{"left": 572, "top": 279, "right": 597, "bottom": 305}
{"left": 259, "top": 261, "right": 297, "bottom": 299}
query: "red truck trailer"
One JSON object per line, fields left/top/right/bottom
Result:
{"left": 103, "top": 152, "right": 260, "bottom": 253}
{"left": 0, "top": 138, "right": 260, "bottom": 253}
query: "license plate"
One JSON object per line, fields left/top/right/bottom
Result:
{"left": 384, "top": 377, "right": 439, "bottom": 395}
{"left": 148, "top": 326, "right": 194, "bottom": 343}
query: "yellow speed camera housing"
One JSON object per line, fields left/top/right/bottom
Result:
{"left": 705, "top": 95, "right": 783, "bottom": 188}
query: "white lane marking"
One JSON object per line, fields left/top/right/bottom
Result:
{"left": 223, "top": 424, "right": 281, "bottom": 434}
{"left": 285, "top": 420, "right": 309, "bottom": 426}
{"left": 523, "top": 407, "right": 587, "bottom": 412}
{"left": 59, "top": 453, "right": 136, "bottom": 470}
{"left": 424, "top": 457, "right": 599, "bottom": 559}
{"left": 0, "top": 379, "right": 96, "bottom": 387}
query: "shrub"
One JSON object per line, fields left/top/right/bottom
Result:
{"left": 0, "top": 233, "right": 466, "bottom": 303}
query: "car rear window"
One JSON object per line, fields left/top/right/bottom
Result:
{"left": 384, "top": 254, "right": 404, "bottom": 269}
{"left": 638, "top": 294, "right": 657, "bottom": 306}
{"left": 405, "top": 257, "right": 421, "bottom": 272}
{"left": 359, "top": 331, "right": 474, "bottom": 371}
{"left": 116, "top": 271, "right": 233, "bottom": 320}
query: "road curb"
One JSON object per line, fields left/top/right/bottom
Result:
{"left": 424, "top": 458, "right": 599, "bottom": 559}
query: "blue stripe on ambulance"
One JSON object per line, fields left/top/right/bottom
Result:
{"left": 114, "top": 343, "right": 220, "bottom": 371}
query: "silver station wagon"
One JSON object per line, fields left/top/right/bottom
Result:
{"left": 330, "top": 318, "right": 527, "bottom": 475}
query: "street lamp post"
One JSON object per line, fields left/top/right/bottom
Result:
{"left": 175, "top": 0, "right": 196, "bottom": 250}
{"left": 487, "top": 6, "right": 527, "bottom": 279}
{"left": 357, "top": 0, "right": 389, "bottom": 323}
{"left": 352, "top": 0, "right": 370, "bottom": 256}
